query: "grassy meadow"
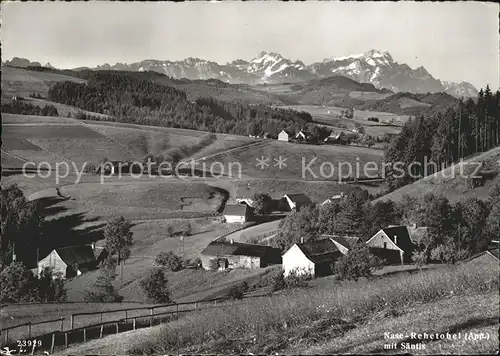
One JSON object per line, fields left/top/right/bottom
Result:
{"left": 55, "top": 263, "right": 499, "bottom": 355}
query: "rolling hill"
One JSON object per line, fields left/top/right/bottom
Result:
{"left": 374, "top": 146, "right": 500, "bottom": 204}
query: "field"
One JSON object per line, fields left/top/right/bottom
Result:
{"left": 201, "top": 139, "right": 384, "bottom": 181}
{"left": 55, "top": 263, "right": 499, "bottom": 355}
{"left": 375, "top": 146, "right": 500, "bottom": 204}
{"left": 1, "top": 66, "right": 85, "bottom": 99}
{"left": 278, "top": 104, "right": 408, "bottom": 137}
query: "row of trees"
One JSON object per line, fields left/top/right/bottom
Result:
{"left": 270, "top": 185, "right": 499, "bottom": 265}
{"left": 385, "top": 86, "right": 500, "bottom": 189}
{"left": 47, "top": 71, "right": 314, "bottom": 137}
{"left": 2, "top": 100, "right": 59, "bottom": 116}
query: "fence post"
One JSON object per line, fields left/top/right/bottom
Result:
{"left": 194, "top": 302, "right": 197, "bottom": 311}
{"left": 71, "top": 315, "right": 74, "bottom": 329}
{"left": 100, "top": 312, "right": 103, "bottom": 324}
{"left": 115, "top": 322, "right": 119, "bottom": 334}
{"left": 125, "top": 309, "right": 128, "bottom": 321}
{"left": 28, "top": 322, "right": 32, "bottom": 339}
{"left": 60, "top": 317, "right": 64, "bottom": 331}
{"left": 83, "top": 327, "right": 87, "bottom": 342}
{"left": 50, "top": 333, "right": 56, "bottom": 355}
{"left": 99, "top": 324, "right": 104, "bottom": 339}
{"left": 149, "top": 308, "right": 153, "bottom": 327}
{"left": 5, "top": 328, "right": 8, "bottom": 345}
{"left": 64, "top": 332, "right": 68, "bottom": 349}
{"left": 133, "top": 317, "right": 136, "bottom": 330}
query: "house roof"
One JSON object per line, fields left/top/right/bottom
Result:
{"left": 323, "top": 235, "right": 360, "bottom": 249}
{"left": 464, "top": 248, "right": 499, "bottom": 263}
{"left": 372, "top": 226, "right": 413, "bottom": 251}
{"left": 201, "top": 240, "right": 280, "bottom": 258}
{"left": 284, "top": 193, "right": 312, "bottom": 206}
{"left": 223, "top": 204, "right": 248, "bottom": 216}
{"left": 55, "top": 245, "right": 96, "bottom": 267}
{"left": 295, "top": 238, "right": 343, "bottom": 264}
{"left": 93, "top": 246, "right": 107, "bottom": 259}
{"left": 279, "top": 130, "right": 293, "bottom": 136}
{"left": 325, "top": 131, "right": 345, "bottom": 140}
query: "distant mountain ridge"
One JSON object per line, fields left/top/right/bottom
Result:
{"left": 3, "top": 50, "right": 478, "bottom": 97}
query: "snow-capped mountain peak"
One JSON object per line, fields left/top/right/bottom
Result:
{"left": 34, "top": 49, "right": 477, "bottom": 96}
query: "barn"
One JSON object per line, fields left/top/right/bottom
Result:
{"left": 365, "top": 226, "right": 414, "bottom": 265}
{"left": 223, "top": 204, "right": 253, "bottom": 223}
{"left": 37, "top": 245, "right": 97, "bottom": 278}
{"left": 200, "top": 240, "right": 281, "bottom": 271}
{"left": 282, "top": 238, "right": 343, "bottom": 278}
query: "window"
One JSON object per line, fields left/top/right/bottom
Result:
{"left": 383, "top": 242, "right": 387, "bottom": 249}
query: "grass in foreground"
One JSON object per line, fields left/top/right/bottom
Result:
{"left": 125, "top": 263, "right": 498, "bottom": 355}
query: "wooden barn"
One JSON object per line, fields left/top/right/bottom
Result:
{"left": 365, "top": 226, "right": 415, "bottom": 265}
{"left": 200, "top": 240, "right": 281, "bottom": 271}
{"left": 282, "top": 238, "right": 343, "bottom": 278}
{"left": 37, "top": 245, "right": 97, "bottom": 278}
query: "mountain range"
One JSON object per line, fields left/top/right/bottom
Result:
{"left": 3, "top": 50, "right": 478, "bottom": 97}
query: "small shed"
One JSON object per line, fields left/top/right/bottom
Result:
{"left": 278, "top": 130, "right": 292, "bottom": 142}
{"left": 282, "top": 238, "right": 343, "bottom": 278}
{"left": 283, "top": 193, "right": 313, "bottom": 212}
{"left": 37, "top": 245, "right": 97, "bottom": 278}
{"left": 200, "top": 240, "right": 281, "bottom": 271}
{"left": 365, "top": 226, "right": 414, "bottom": 265}
{"left": 223, "top": 204, "right": 252, "bottom": 224}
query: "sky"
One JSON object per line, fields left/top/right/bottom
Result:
{"left": 1, "top": 1, "right": 498, "bottom": 89}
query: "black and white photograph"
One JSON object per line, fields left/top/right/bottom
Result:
{"left": 1, "top": 1, "right": 499, "bottom": 355}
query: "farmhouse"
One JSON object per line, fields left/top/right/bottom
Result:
{"left": 323, "top": 234, "right": 360, "bottom": 255}
{"left": 278, "top": 130, "right": 292, "bottom": 142}
{"left": 283, "top": 193, "right": 313, "bottom": 212}
{"left": 200, "top": 240, "right": 281, "bottom": 271}
{"left": 282, "top": 238, "right": 343, "bottom": 278}
{"left": 223, "top": 204, "right": 253, "bottom": 224}
{"left": 37, "top": 245, "right": 97, "bottom": 278}
{"left": 365, "top": 226, "right": 414, "bottom": 265}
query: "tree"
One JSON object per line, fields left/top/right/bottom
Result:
{"left": 37, "top": 267, "right": 67, "bottom": 302}
{"left": 228, "top": 281, "right": 249, "bottom": 300}
{"left": 333, "top": 244, "right": 381, "bottom": 281}
{"left": 139, "top": 269, "right": 171, "bottom": 303}
{"left": 0, "top": 262, "right": 39, "bottom": 302}
{"left": 84, "top": 269, "right": 123, "bottom": 302}
{"left": 271, "top": 205, "right": 320, "bottom": 252}
{"left": 253, "top": 193, "right": 273, "bottom": 215}
{"left": 1, "top": 185, "right": 44, "bottom": 267}
{"left": 454, "top": 198, "right": 490, "bottom": 257}
{"left": 103, "top": 216, "right": 133, "bottom": 264}
{"left": 363, "top": 200, "right": 400, "bottom": 238}
{"left": 155, "top": 251, "right": 182, "bottom": 272}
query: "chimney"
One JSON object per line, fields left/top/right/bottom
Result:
{"left": 394, "top": 235, "right": 398, "bottom": 245}
{"left": 300, "top": 236, "right": 304, "bottom": 244}
{"left": 91, "top": 242, "right": 96, "bottom": 251}
{"left": 230, "top": 239, "right": 234, "bottom": 244}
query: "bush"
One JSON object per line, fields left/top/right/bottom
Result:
{"left": 334, "top": 244, "right": 381, "bottom": 281}
{"left": 84, "top": 269, "right": 123, "bottom": 302}
{"left": 139, "top": 269, "right": 171, "bottom": 303}
{"left": 284, "top": 270, "right": 311, "bottom": 289}
{"left": 228, "top": 281, "right": 249, "bottom": 300}
{"left": 0, "top": 262, "right": 39, "bottom": 302}
{"left": 155, "top": 251, "right": 183, "bottom": 271}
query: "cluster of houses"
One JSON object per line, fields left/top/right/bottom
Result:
{"left": 200, "top": 225, "right": 500, "bottom": 277}
{"left": 277, "top": 129, "right": 359, "bottom": 145}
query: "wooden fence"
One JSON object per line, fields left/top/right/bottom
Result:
{"left": 0, "top": 294, "right": 271, "bottom": 353}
